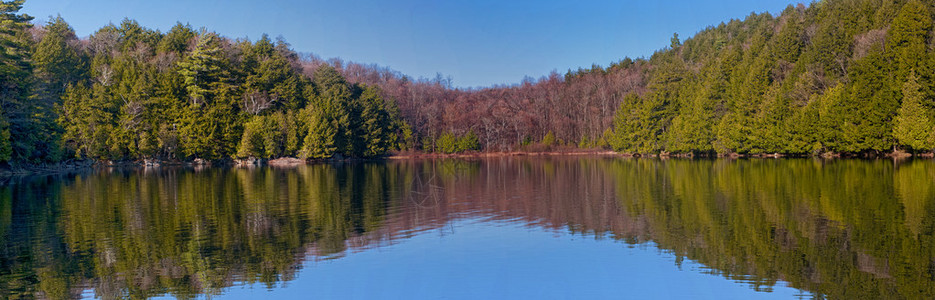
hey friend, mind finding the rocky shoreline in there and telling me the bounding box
[3,150,932,180]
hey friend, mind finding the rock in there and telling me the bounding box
[268,157,305,167]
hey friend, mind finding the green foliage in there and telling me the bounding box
[456,130,480,152]
[837,51,899,153]
[357,85,398,157]
[435,132,458,154]
[431,130,480,154]
[34,15,87,97]
[157,22,195,55]
[397,122,414,151]
[602,128,616,150]
[178,32,225,107]
[541,130,556,147]
[237,117,266,158]
[893,72,935,151]
[612,93,667,153]
[578,136,590,148]
[421,135,435,153]
[0,109,10,162]
[886,0,931,80]
[667,92,715,153]
[9,0,935,162]
[241,34,306,113]
[237,111,300,159]
[298,66,407,158]
[308,65,353,157]
[785,95,824,154]
[299,107,337,159]
[608,0,935,156]
[0,0,55,163]
[49,18,409,162]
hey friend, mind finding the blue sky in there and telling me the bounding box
[23,0,797,88]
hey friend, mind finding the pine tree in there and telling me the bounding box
[308,65,353,156]
[33,15,86,98]
[358,85,395,157]
[0,107,10,162]
[0,0,34,163]
[838,51,900,153]
[750,92,790,154]
[886,0,931,80]
[610,95,639,152]
[178,32,224,107]
[456,130,480,152]
[237,116,265,158]
[177,32,237,159]
[157,22,196,55]
[893,72,935,152]
[785,96,823,154]
[435,132,458,154]
[299,108,337,159]
[667,91,715,154]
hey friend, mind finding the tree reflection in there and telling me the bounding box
[0,158,934,299]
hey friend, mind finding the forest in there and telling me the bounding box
[0,0,934,166]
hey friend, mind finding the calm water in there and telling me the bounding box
[2,157,934,299]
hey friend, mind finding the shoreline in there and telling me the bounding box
[385,150,621,159]
[2,150,932,180]
[0,160,95,182]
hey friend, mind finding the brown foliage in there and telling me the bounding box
[305,56,647,151]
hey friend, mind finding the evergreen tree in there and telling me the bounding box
[435,132,458,154]
[237,116,265,158]
[178,32,224,107]
[893,72,935,152]
[59,83,118,160]
[357,85,396,157]
[667,87,716,154]
[241,34,305,114]
[785,96,823,154]
[886,0,931,80]
[308,65,353,156]
[32,16,88,161]
[0,0,34,163]
[10,0,935,162]
[456,130,480,152]
[750,92,790,154]
[816,84,847,152]
[33,15,86,98]
[299,108,337,159]
[0,107,10,161]
[177,32,238,159]
[838,51,899,153]
[157,23,195,55]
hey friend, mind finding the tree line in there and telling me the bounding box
[1,0,408,166]
[608,0,935,156]
[326,0,935,156]
[1,0,934,166]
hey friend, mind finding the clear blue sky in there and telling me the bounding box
[23,0,798,88]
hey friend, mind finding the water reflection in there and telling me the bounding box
[0,158,933,299]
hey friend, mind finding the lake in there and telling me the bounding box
[1,157,934,299]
